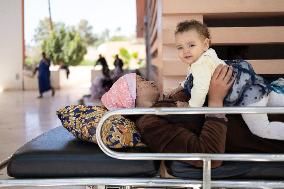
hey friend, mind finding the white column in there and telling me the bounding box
[0,0,23,90]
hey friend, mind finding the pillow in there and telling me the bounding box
[56,105,145,148]
[57,105,106,143]
[102,114,146,148]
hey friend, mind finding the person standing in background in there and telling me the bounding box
[33,52,55,98]
[113,54,124,81]
[95,54,108,68]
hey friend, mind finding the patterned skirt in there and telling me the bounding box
[224,60,284,106]
[182,59,284,107]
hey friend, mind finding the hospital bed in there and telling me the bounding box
[1,106,284,189]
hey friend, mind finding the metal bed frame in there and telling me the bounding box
[1,107,284,189]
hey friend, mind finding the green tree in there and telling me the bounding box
[42,27,87,66]
[33,18,52,43]
[33,17,65,43]
[76,19,97,45]
[118,48,142,69]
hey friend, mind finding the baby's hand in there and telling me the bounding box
[176,101,189,107]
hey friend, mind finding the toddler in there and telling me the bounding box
[169,20,284,140]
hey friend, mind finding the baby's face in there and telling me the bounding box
[136,76,159,107]
[175,29,209,66]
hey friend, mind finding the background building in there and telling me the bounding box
[139,0,284,92]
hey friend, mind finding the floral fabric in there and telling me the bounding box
[56,105,145,148]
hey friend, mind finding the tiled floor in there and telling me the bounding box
[0,87,100,189]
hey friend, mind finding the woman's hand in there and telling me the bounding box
[208,65,234,107]
[164,85,183,100]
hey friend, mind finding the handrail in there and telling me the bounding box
[0,156,12,171]
[1,178,284,188]
[96,107,284,189]
[96,107,284,161]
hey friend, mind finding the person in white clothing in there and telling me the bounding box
[167,19,284,140]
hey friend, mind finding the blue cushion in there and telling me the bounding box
[7,127,159,178]
[165,160,284,179]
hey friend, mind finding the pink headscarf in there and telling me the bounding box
[101,73,136,110]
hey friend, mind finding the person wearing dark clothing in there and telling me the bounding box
[95,54,111,80]
[135,65,284,168]
[99,64,284,168]
[101,66,113,92]
[91,55,113,99]
[95,54,108,68]
[137,107,284,168]
[60,63,70,79]
[33,52,55,98]
[113,54,124,81]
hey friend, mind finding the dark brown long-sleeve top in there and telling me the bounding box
[136,101,228,168]
[136,101,284,168]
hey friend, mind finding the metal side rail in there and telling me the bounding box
[0,156,11,171]
[1,107,284,188]
[95,107,284,189]
[1,177,284,188]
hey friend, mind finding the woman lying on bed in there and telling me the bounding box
[101,65,284,168]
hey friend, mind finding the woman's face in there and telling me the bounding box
[136,76,160,107]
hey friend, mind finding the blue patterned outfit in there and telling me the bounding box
[183,59,284,106]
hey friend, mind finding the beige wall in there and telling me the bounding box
[149,0,284,92]
[136,0,146,38]
[0,0,23,90]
